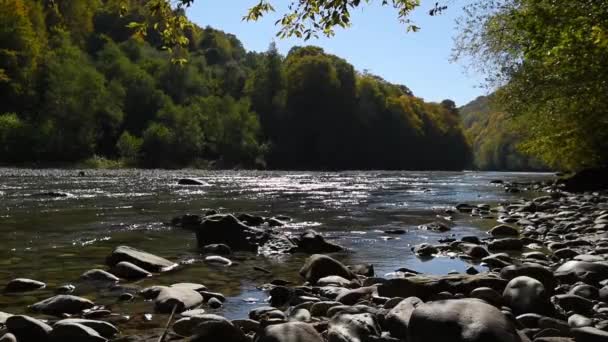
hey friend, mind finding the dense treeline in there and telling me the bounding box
[0,0,470,170]
[460,96,545,171]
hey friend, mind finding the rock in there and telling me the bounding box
[199,291,226,302]
[0,333,16,342]
[568,314,593,328]
[269,286,293,307]
[348,264,375,277]
[554,248,579,259]
[178,178,208,186]
[119,293,134,302]
[174,314,235,337]
[201,244,232,255]
[232,319,260,334]
[249,307,286,321]
[470,287,503,307]
[181,309,206,317]
[553,294,594,315]
[5,315,52,342]
[489,225,520,237]
[140,285,170,299]
[377,274,507,300]
[236,213,266,226]
[310,301,342,317]
[419,221,452,232]
[207,297,222,309]
[317,276,352,287]
[81,269,120,283]
[459,243,490,259]
[384,229,406,235]
[569,284,599,300]
[412,243,438,257]
[204,255,232,266]
[299,254,356,284]
[257,322,324,342]
[189,316,249,342]
[336,286,377,305]
[195,214,296,253]
[488,238,524,251]
[56,284,76,294]
[50,322,107,342]
[110,261,152,280]
[384,297,424,339]
[267,218,285,227]
[599,285,608,302]
[500,264,556,291]
[571,326,608,342]
[408,299,522,342]
[54,319,118,338]
[503,276,549,315]
[172,283,208,292]
[517,313,543,328]
[30,295,95,316]
[290,308,311,322]
[106,246,177,273]
[154,287,204,313]
[327,313,381,342]
[554,261,608,284]
[4,278,46,293]
[294,230,344,253]
[0,312,12,324]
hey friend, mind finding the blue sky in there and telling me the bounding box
[187,0,486,106]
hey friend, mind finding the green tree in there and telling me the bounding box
[455,0,608,170]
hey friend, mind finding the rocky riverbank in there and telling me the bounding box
[2,182,608,342]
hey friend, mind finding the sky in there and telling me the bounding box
[187,0,487,106]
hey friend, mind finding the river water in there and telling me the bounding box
[0,169,553,332]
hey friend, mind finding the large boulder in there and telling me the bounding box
[327,313,381,342]
[293,230,344,253]
[554,261,608,284]
[30,295,95,316]
[257,322,324,342]
[154,287,204,313]
[503,276,549,315]
[408,299,523,342]
[299,254,356,284]
[377,274,508,300]
[384,297,424,339]
[5,315,52,342]
[4,278,46,293]
[195,214,291,252]
[106,246,177,273]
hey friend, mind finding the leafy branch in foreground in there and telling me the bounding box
[126,0,450,53]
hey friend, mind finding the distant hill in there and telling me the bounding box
[460,95,546,171]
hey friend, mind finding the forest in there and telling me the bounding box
[0,0,474,170]
[460,96,545,171]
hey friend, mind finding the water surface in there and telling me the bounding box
[0,169,552,330]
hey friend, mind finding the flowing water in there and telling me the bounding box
[0,169,553,333]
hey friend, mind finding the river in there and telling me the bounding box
[0,169,553,333]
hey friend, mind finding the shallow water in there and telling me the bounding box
[0,169,553,332]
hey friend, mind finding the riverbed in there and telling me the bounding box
[0,169,553,333]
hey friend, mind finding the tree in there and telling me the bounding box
[0,0,43,113]
[455,0,608,170]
